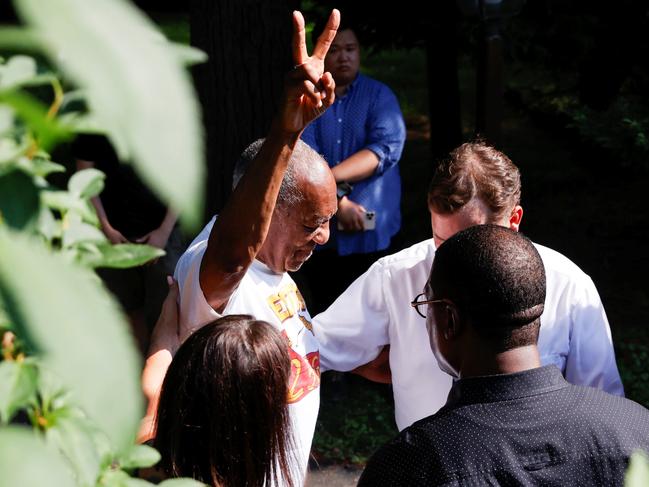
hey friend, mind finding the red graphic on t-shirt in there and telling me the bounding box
[283,330,320,404]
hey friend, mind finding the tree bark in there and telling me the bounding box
[190,0,298,218]
[425,6,462,163]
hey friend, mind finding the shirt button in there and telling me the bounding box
[338,118,342,123]
[337,139,341,144]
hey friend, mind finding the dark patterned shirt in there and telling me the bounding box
[359,366,649,486]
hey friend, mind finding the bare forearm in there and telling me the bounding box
[158,208,177,234]
[201,126,301,303]
[138,349,173,443]
[331,149,379,183]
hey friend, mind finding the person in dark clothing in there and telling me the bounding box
[73,134,184,353]
[359,225,649,486]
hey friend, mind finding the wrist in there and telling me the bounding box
[268,120,303,145]
[336,181,353,201]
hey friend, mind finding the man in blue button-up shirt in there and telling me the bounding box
[300,21,406,313]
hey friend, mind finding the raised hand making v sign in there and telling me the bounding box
[140,9,341,486]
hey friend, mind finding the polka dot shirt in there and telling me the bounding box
[358,365,649,486]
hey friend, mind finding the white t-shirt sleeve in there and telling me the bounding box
[174,241,220,341]
[564,274,624,396]
[313,261,390,372]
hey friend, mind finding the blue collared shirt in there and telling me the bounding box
[302,73,406,255]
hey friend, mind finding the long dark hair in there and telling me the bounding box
[154,315,295,487]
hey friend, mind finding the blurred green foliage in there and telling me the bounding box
[0,0,205,486]
[504,1,649,170]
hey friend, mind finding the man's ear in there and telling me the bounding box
[443,303,462,341]
[509,205,523,232]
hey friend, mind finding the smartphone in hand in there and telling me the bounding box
[337,210,377,231]
[362,210,376,231]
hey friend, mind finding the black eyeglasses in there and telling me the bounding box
[410,292,448,319]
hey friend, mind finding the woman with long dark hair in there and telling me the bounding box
[153,314,295,487]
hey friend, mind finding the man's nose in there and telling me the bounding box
[313,222,330,245]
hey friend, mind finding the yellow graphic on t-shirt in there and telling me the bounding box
[267,282,303,322]
[295,287,313,333]
[267,283,313,334]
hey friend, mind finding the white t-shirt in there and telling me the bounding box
[313,238,624,431]
[175,217,320,486]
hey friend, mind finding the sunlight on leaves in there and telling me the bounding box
[0,427,76,487]
[14,0,205,231]
[0,228,142,453]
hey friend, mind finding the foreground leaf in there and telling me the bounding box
[0,229,142,452]
[626,451,649,487]
[119,444,161,470]
[0,426,75,487]
[15,0,205,230]
[90,243,165,269]
[68,167,105,200]
[0,169,39,230]
[0,359,38,423]
[0,89,72,151]
[159,479,207,487]
[46,409,104,487]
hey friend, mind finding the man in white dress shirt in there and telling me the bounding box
[313,141,624,431]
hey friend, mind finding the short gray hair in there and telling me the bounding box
[232,138,327,208]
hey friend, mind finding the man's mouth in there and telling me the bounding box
[294,247,314,261]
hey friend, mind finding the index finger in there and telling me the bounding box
[291,10,308,65]
[312,9,340,60]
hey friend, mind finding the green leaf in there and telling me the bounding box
[15,0,205,231]
[0,89,73,151]
[68,167,105,199]
[0,359,38,423]
[37,206,61,242]
[0,27,43,52]
[0,105,14,134]
[46,409,103,487]
[0,138,30,167]
[0,55,37,91]
[169,43,208,67]
[92,243,165,269]
[0,426,76,487]
[0,169,39,230]
[0,229,143,453]
[42,189,99,225]
[24,155,66,178]
[119,444,161,470]
[159,479,207,487]
[626,451,649,487]
[62,212,106,248]
[37,365,71,415]
[100,469,155,487]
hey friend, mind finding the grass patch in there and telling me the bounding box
[312,373,398,465]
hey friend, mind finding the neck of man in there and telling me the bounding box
[256,242,282,274]
[457,330,542,378]
[334,84,348,98]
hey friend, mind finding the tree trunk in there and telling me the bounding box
[425,6,462,164]
[190,0,298,218]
